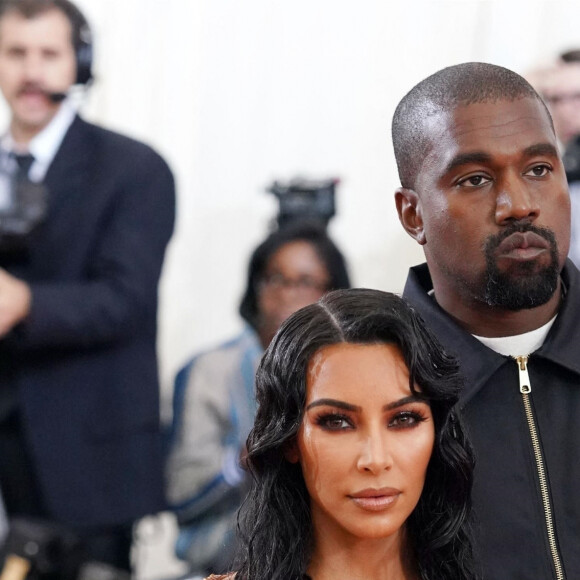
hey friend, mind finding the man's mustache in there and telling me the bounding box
[17,83,51,98]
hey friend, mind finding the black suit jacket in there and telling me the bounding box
[1,116,175,528]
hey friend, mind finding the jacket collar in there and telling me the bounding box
[42,116,93,214]
[403,260,580,406]
[536,260,580,374]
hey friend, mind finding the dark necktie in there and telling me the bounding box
[13,153,35,181]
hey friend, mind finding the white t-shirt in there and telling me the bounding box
[472,315,557,357]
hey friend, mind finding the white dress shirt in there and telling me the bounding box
[0,98,77,181]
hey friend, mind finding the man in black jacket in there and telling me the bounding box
[0,0,175,574]
[394,62,578,579]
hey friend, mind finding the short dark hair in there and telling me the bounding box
[0,0,90,54]
[238,220,351,330]
[392,62,553,189]
[236,288,476,580]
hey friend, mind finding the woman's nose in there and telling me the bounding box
[356,432,393,473]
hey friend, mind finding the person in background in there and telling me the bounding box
[165,220,350,578]
[528,54,580,266]
[394,61,579,579]
[532,60,580,153]
[205,288,475,580]
[0,0,175,575]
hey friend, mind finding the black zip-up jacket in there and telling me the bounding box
[403,261,580,580]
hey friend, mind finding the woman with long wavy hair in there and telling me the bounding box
[206,288,477,580]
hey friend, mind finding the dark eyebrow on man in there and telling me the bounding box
[444,152,493,174]
[306,394,428,412]
[522,143,559,159]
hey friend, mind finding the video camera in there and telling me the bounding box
[267,177,339,228]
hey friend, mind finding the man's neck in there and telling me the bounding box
[432,278,563,338]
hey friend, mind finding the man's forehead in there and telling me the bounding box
[421,98,555,161]
[0,7,73,44]
[410,96,558,193]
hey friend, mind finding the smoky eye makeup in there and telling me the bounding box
[387,408,429,429]
[310,401,430,433]
[314,412,354,431]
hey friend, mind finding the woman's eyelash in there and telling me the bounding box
[315,413,352,430]
[389,410,428,429]
[314,409,428,431]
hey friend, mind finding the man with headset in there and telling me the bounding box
[0,0,175,574]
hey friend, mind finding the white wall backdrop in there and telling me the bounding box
[5,0,574,411]
[2,1,580,575]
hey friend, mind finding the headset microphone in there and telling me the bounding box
[46,91,68,103]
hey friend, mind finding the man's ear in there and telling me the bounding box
[284,440,300,464]
[395,187,426,245]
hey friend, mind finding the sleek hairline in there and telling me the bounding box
[392,62,554,190]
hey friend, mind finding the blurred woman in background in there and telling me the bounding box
[166,221,350,577]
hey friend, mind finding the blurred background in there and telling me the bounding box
[1,0,577,576]
[14,0,574,411]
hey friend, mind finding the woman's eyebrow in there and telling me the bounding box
[383,394,427,411]
[306,399,360,412]
[306,394,427,412]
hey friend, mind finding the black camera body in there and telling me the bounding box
[267,177,338,228]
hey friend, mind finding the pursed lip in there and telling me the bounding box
[17,85,54,101]
[18,85,46,96]
[348,487,401,511]
[496,231,550,259]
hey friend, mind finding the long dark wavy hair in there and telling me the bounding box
[235,288,476,580]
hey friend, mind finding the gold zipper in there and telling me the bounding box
[514,355,565,580]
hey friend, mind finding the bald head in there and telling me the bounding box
[392,62,553,189]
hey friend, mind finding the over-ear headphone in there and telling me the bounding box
[73,12,92,85]
[50,0,94,85]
